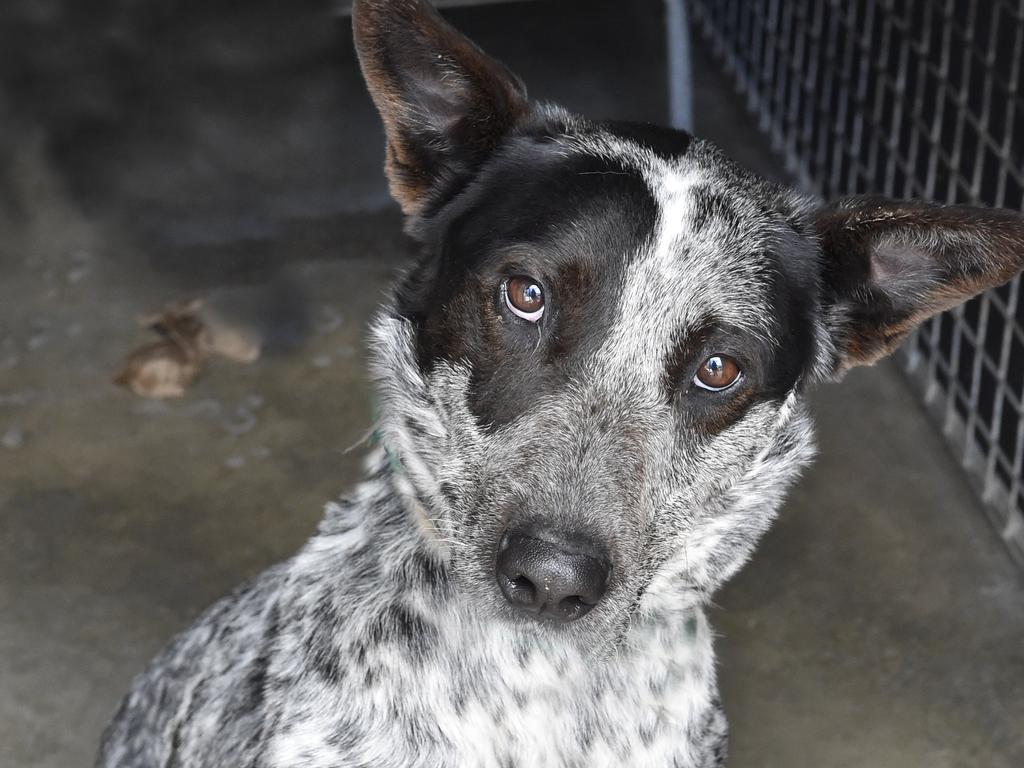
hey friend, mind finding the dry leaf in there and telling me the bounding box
[115,298,262,399]
[201,306,262,363]
[113,339,203,399]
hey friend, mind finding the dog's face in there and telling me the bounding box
[354,0,1024,651]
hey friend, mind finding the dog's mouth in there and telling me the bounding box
[492,529,611,625]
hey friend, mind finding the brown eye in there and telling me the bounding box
[504,276,545,322]
[693,355,741,391]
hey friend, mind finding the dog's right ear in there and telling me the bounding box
[352,0,530,216]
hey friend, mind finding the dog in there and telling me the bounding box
[96,1,1024,765]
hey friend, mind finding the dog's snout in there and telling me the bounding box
[496,533,609,623]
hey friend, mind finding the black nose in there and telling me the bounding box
[495,533,610,623]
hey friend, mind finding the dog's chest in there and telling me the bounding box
[442,619,719,768]
[266,609,721,768]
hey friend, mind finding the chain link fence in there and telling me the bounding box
[689,0,1024,567]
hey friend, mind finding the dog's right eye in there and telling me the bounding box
[503,276,545,322]
[693,355,742,391]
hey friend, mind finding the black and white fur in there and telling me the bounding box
[97,2,1024,765]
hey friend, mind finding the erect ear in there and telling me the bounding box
[352,0,530,216]
[816,197,1024,375]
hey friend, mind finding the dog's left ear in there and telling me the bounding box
[816,197,1024,375]
[352,0,530,216]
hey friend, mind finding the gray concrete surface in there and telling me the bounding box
[1,2,1022,766]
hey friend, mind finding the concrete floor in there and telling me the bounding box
[1,1,1022,766]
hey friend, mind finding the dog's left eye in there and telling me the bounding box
[693,355,742,391]
[503,276,545,322]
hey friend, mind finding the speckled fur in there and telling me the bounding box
[96,2,1024,765]
[96,132,821,768]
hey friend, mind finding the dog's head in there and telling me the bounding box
[353,0,1024,649]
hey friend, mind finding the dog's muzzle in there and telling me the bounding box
[495,531,609,623]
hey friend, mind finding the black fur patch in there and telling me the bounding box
[367,602,438,662]
[688,186,742,235]
[602,121,693,161]
[396,128,661,430]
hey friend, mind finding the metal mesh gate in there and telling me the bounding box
[689,0,1024,566]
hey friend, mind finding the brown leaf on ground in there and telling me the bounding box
[200,305,262,364]
[141,298,208,349]
[114,298,261,398]
[113,338,203,399]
